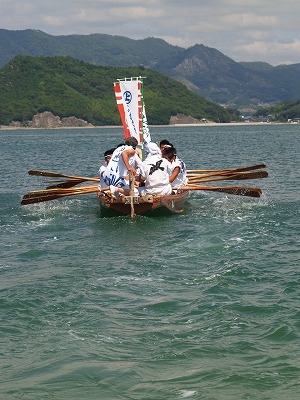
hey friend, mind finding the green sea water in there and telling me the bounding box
[0,124,299,399]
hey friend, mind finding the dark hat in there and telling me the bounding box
[159,139,172,146]
[104,148,115,158]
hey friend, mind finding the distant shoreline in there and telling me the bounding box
[0,122,292,131]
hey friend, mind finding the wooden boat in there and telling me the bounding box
[98,76,189,217]
[98,189,189,217]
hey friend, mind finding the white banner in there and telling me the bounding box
[142,103,151,144]
[119,80,142,144]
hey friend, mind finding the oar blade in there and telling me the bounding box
[228,170,268,181]
[46,178,86,189]
[187,163,266,174]
[21,194,62,205]
[218,187,262,197]
[182,185,262,198]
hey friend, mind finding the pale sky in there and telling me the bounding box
[1,0,300,66]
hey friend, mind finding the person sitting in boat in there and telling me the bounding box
[159,140,187,189]
[166,147,188,189]
[159,139,172,151]
[139,142,173,196]
[102,136,143,196]
[144,141,162,160]
[98,148,115,188]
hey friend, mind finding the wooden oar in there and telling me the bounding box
[23,184,99,196]
[180,185,262,198]
[28,169,100,182]
[186,163,266,175]
[46,178,87,189]
[187,166,267,180]
[21,190,96,205]
[186,168,268,182]
[21,186,109,205]
[187,170,268,184]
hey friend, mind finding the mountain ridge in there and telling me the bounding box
[1,29,300,110]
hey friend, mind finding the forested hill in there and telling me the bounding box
[0,55,239,126]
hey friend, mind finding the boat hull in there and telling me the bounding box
[98,190,189,217]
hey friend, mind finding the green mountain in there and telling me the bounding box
[0,55,238,126]
[1,29,300,110]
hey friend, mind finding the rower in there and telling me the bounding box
[102,137,143,196]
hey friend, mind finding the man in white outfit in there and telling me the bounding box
[167,147,188,189]
[159,140,187,189]
[103,137,143,195]
[139,142,173,195]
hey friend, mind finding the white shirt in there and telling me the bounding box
[103,145,143,188]
[98,164,108,187]
[140,154,173,195]
[171,157,187,188]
